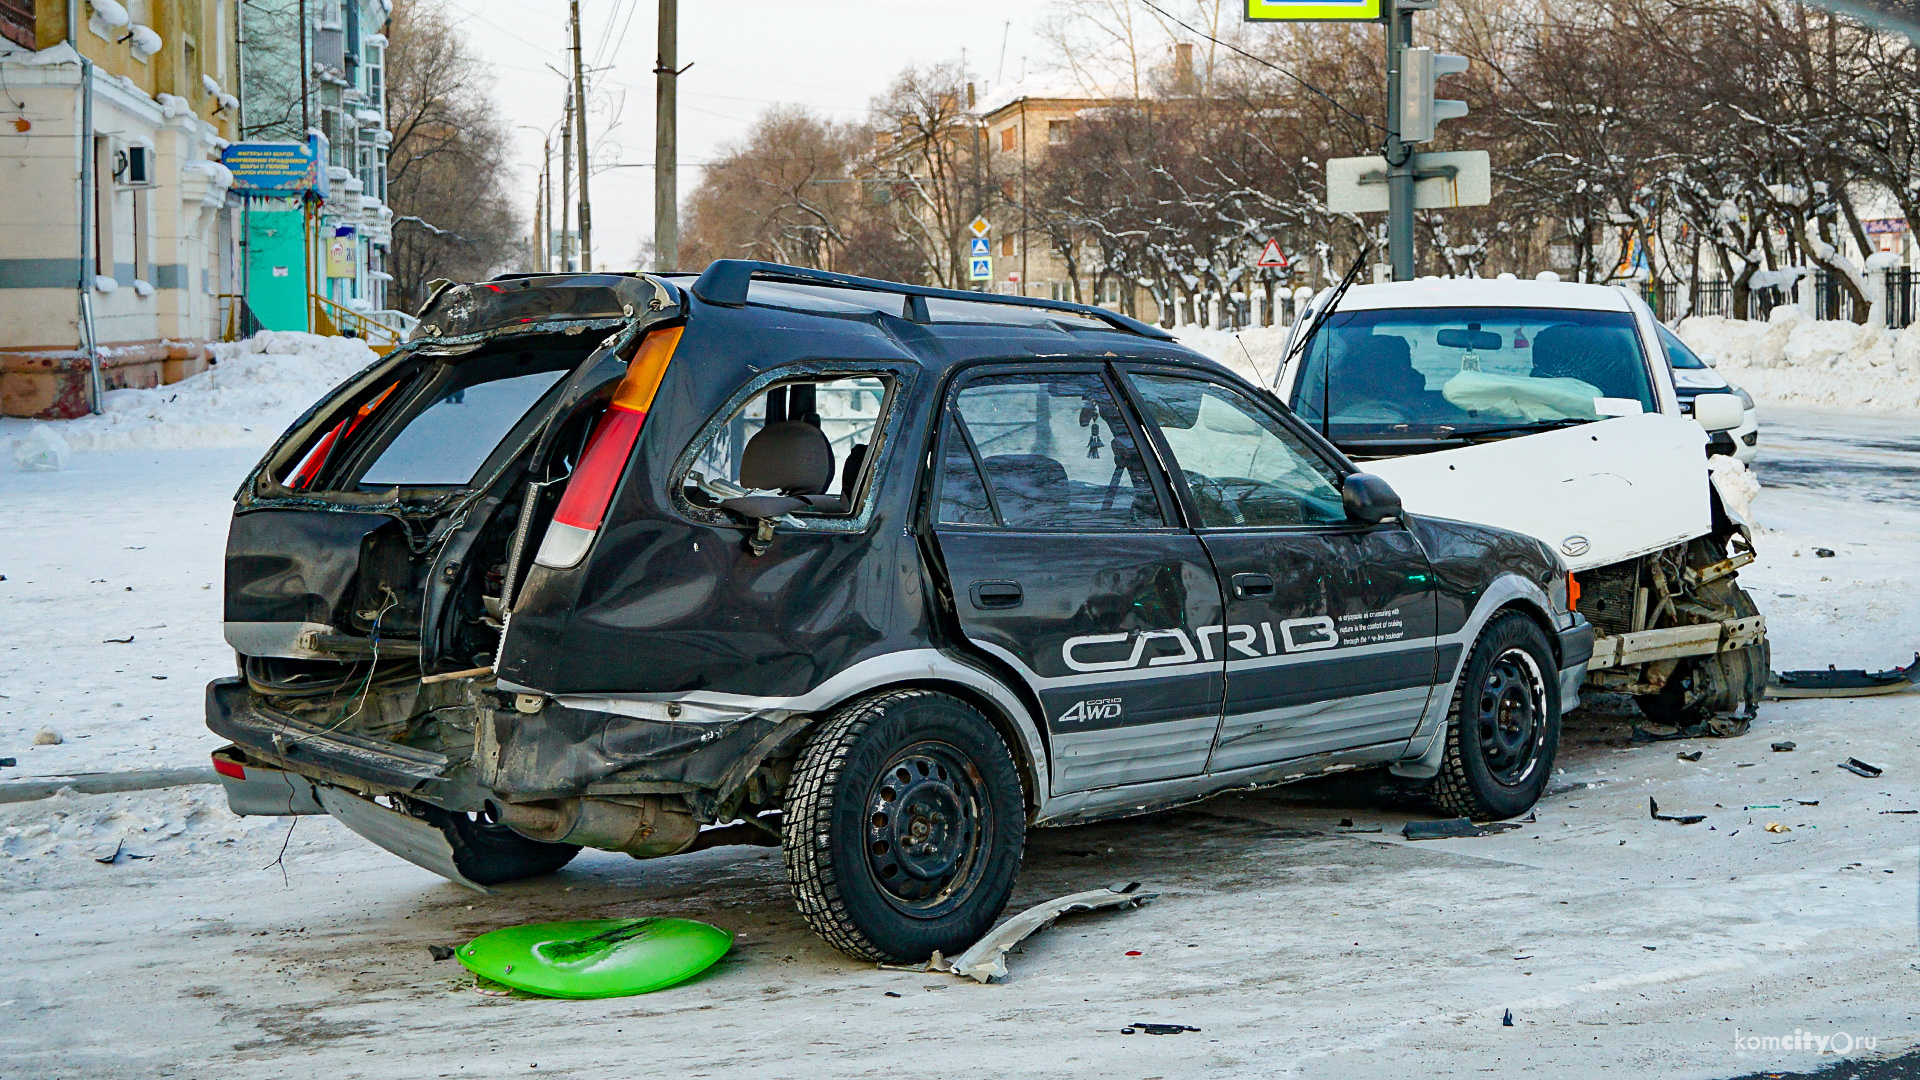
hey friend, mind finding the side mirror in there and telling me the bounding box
[1691,393,1744,433]
[1343,472,1403,525]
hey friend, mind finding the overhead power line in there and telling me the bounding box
[1137,0,1384,134]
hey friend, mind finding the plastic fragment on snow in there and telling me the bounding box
[1677,750,1703,762]
[1129,1022,1199,1035]
[427,945,456,961]
[1770,654,1920,699]
[1771,742,1796,752]
[1649,797,1705,825]
[1765,822,1792,833]
[1813,548,1836,558]
[932,882,1157,984]
[1503,1009,1515,1027]
[1839,758,1884,778]
[1402,817,1523,840]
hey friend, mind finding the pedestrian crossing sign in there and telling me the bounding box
[969,256,992,282]
[969,237,991,257]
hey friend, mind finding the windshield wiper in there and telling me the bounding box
[1282,247,1371,440]
[1437,417,1591,439]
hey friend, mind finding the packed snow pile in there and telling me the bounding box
[1676,307,1920,412]
[0,784,296,867]
[3,331,377,465]
[1175,325,1291,386]
[9,423,71,472]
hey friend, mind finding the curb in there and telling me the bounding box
[0,768,220,805]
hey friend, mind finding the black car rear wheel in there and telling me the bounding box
[783,689,1025,963]
[1432,612,1561,820]
[410,802,582,886]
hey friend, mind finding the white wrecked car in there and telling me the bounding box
[1275,278,1766,731]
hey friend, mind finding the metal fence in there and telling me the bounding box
[1643,272,1919,328]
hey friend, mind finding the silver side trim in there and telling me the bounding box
[1209,686,1429,774]
[1035,740,1407,826]
[1051,717,1217,793]
[530,649,1051,805]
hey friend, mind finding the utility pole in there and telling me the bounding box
[540,136,551,271]
[1383,0,1414,281]
[297,0,310,134]
[560,88,573,272]
[570,0,592,271]
[653,0,679,270]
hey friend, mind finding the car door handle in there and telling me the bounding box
[969,580,1023,609]
[1231,573,1274,599]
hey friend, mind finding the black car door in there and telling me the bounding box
[927,364,1226,793]
[1118,368,1440,773]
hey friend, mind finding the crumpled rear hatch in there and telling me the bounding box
[223,274,676,674]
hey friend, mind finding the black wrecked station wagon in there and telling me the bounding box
[208,262,1593,961]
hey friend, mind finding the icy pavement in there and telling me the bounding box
[1,410,1916,1078]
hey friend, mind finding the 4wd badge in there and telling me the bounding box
[1057,698,1122,725]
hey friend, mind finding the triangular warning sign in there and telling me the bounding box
[1256,239,1288,269]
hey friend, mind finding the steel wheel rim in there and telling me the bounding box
[863,740,990,919]
[1476,646,1548,787]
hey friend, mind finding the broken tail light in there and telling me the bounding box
[534,325,684,569]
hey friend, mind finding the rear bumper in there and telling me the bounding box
[205,676,451,794]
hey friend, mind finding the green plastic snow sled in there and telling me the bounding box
[457,917,733,998]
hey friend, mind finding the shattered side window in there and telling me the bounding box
[683,374,894,516]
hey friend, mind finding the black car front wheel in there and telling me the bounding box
[783,689,1026,962]
[1432,611,1561,820]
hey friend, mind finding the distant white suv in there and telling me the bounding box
[1274,278,1768,732]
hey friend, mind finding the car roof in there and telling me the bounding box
[1334,279,1633,312]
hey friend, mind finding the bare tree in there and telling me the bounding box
[678,106,864,270]
[383,0,524,311]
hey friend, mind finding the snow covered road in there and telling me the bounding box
[1,408,1915,1079]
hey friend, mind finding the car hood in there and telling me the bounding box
[1364,412,1711,572]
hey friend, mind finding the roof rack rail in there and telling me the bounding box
[688,259,1174,340]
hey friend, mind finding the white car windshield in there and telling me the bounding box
[1290,306,1655,437]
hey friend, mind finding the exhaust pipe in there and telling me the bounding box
[495,795,700,858]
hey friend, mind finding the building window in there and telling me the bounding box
[365,44,383,109]
[1047,120,1070,145]
[999,234,1014,258]
[1049,282,1073,302]
[999,125,1017,152]
[1102,278,1121,305]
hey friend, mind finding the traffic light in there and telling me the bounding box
[1398,47,1469,143]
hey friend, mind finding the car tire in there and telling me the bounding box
[783,689,1026,963]
[1634,580,1768,728]
[1432,611,1561,821]
[411,803,582,886]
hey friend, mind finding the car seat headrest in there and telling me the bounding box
[981,454,1069,524]
[741,421,835,496]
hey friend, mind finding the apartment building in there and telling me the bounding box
[0,0,239,417]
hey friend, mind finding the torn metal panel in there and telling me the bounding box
[933,882,1156,984]
[315,785,493,894]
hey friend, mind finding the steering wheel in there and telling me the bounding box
[1183,471,1244,526]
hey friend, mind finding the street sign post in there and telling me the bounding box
[1244,0,1381,19]
[969,256,992,282]
[1255,239,1289,269]
[1326,151,1491,214]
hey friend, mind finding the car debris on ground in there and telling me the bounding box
[1839,758,1885,777]
[1401,817,1525,840]
[1769,654,1920,698]
[455,917,733,999]
[1649,797,1706,825]
[906,883,1157,984]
